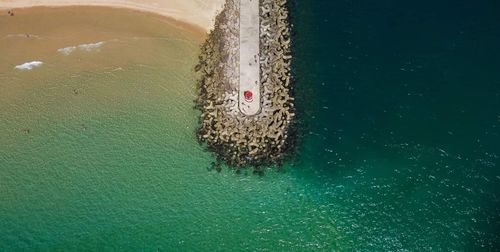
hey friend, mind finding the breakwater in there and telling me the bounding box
[195,0,295,168]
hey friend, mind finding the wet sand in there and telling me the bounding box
[0,6,204,73]
[0,6,204,113]
[0,0,225,31]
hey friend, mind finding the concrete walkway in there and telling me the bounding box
[239,0,260,116]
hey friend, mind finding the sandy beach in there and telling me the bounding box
[0,0,225,31]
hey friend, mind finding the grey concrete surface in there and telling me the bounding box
[239,0,260,115]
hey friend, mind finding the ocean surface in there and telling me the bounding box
[1,1,499,251]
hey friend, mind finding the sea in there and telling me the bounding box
[0,1,499,250]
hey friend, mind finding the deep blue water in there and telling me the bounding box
[291,0,500,249]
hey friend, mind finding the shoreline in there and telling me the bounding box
[0,0,225,31]
[1,6,209,36]
[0,5,207,74]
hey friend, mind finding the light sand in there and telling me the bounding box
[0,0,226,31]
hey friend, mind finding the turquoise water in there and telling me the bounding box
[1,1,499,251]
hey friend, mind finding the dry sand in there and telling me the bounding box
[0,0,226,31]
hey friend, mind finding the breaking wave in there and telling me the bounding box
[57,41,106,55]
[14,61,43,70]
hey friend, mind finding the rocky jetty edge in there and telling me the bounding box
[195,0,295,170]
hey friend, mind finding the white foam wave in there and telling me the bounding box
[57,41,106,55]
[57,46,77,55]
[79,41,105,51]
[14,61,43,70]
